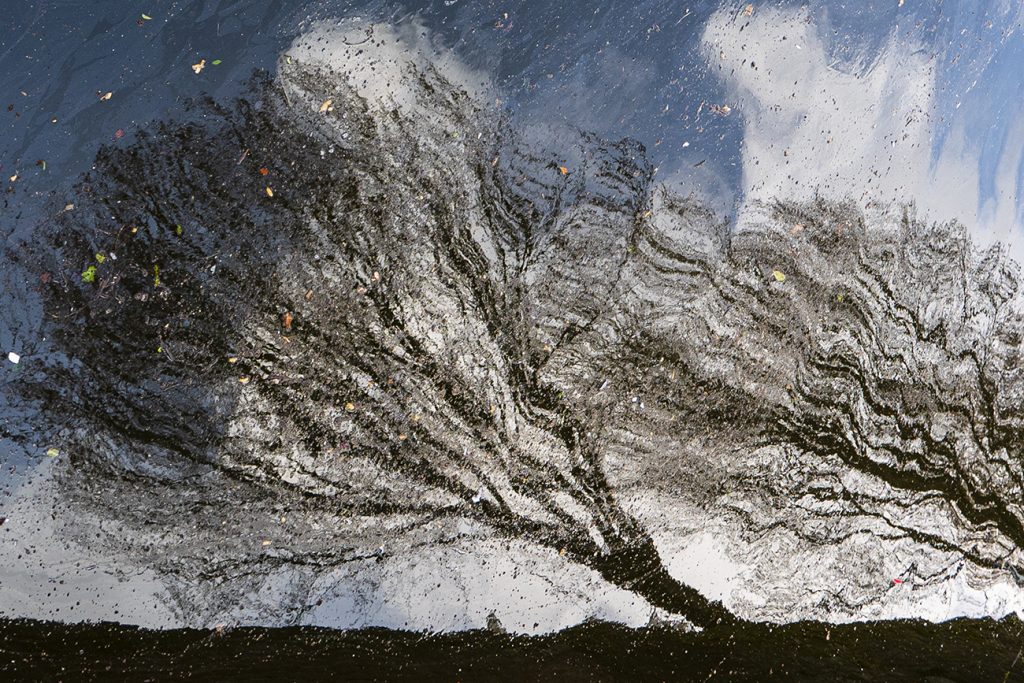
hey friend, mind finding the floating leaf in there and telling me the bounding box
[743,4,754,16]
[319,99,333,113]
[259,167,269,176]
[345,402,355,411]
[81,265,97,283]
[46,447,60,458]
[238,376,250,384]
[141,13,152,20]
[772,270,786,282]
[153,264,160,287]
[192,59,206,75]
[212,59,222,66]
[265,186,274,197]
[175,224,183,236]
[100,91,113,101]
[95,253,106,263]
[558,166,569,175]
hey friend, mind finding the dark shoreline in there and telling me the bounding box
[2,616,1022,681]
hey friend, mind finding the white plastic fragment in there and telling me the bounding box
[7,352,20,364]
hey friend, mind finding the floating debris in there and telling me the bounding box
[7,352,20,364]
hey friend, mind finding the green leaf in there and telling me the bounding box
[175,224,183,235]
[81,265,97,283]
[95,253,106,263]
[212,59,222,66]
[153,264,160,288]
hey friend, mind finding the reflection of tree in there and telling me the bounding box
[18,51,1024,628]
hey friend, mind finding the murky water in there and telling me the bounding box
[4,0,1024,676]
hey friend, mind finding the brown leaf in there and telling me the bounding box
[282,311,293,331]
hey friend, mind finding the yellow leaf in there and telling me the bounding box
[772,270,786,282]
[558,166,569,175]
[238,376,250,384]
[192,59,206,74]
[345,402,355,411]
[265,186,274,197]
[319,99,333,113]
[46,447,60,457]
[227,357,238,364]
[100,91,113,101]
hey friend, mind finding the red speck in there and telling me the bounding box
[114,128,125,140]
[892,578,904,584]
[259,167,269,176]
[40,272,51,284]
[137,19,145,27]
